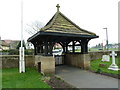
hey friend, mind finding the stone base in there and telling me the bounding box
[35,55,55,75]
[108,64,120,71]
[65,53,90,69]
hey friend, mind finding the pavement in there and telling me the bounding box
[55,65,119,88]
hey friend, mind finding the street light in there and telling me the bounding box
[103,28,108,50]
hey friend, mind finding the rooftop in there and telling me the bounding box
[28,4,98,42]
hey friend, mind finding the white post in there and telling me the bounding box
[19,0,25,73]
[19,47,22,73]
[23,47,25,72]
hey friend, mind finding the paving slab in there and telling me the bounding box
[55,65,119,88]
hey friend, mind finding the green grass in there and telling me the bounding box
[90,57,120,75]
[2,68,51,88]
[0,69,2,89]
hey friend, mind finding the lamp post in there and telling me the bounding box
[103,28,108,50]
[19,0,25,73]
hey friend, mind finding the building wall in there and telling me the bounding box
[0,55,35,69]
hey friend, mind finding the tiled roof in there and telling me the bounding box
[28,4,98,42]
[40,5,96,36]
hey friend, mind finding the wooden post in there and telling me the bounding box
[40,45,43,53]
[37,46,40,53]
[32,43,37,55]
[63,46,65,53]
[49,42,54,55]
[81,39,88,54]
[44,41,48,55]
[66,42,68,53]
[34,46,37,55]
[60,42,65,53]
[72,41,75,53]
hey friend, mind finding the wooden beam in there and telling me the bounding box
[68,44,81,46]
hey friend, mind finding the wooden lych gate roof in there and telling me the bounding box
[41,10,95,35]
[28,4,99,55]
[28,4,98,42]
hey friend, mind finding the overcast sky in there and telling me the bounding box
[0,0,119,47]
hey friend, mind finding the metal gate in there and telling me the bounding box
[55,55,64,65]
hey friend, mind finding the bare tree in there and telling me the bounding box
[25,20,44,35]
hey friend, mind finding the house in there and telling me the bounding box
[0,40,10,50]
[0,40,20,50]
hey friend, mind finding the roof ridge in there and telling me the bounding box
[58,12,96,35]
[41,12,59,31]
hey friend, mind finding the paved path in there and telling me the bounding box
[55,65,119,88]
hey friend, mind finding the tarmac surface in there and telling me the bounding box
[55,65,119,89]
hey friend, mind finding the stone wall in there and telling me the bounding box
[0,51,119,69]
[0,55,35,69]
[89,51,120,60]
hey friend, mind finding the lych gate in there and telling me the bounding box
[28,4,99,74]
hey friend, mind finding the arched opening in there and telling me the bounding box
[52,42,64,66]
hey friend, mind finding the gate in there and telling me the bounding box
[55,55,64,65]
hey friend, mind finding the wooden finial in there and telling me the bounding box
[56,4,60,12]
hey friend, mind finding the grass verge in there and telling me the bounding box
[2,68,51,88]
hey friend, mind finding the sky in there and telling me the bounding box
[0,0,119,47]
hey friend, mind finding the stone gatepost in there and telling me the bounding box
[65,53,90,69]
[80,54,90,69]
[35,55,55,74]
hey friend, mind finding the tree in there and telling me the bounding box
[25,20,44,35]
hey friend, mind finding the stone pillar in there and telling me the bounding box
[35,55,55,74]
[65,53,90,69]
[79,54,90,69]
